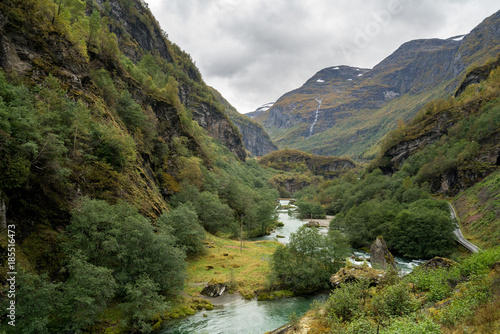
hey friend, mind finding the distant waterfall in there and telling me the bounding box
[308,98,323,138]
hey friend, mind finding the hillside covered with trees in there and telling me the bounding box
[0,1,499,334]
[0,0,279,332]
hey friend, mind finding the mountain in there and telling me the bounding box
[371,51,500,196]
[254,10,500,159]
[246,102,275,118]
[0,1,281,332]
[210,88,278,156]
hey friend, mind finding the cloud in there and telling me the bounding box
[146,0,499,113]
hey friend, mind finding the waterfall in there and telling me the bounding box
[308,98,323,138]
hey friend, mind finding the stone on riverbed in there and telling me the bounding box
[305,221,320,228]
[201,281,227,297]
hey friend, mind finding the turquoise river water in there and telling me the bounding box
[160,200,422,334]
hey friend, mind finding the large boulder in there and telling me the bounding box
[330,266,385,288]
[370,236,397,270]
[201,281,227,297]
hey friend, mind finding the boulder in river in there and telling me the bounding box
[201,281,227,297]
[370,236,397,270]
[305,221,320,227]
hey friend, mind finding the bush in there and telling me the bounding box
[371,283,419,318]
[383,316,441,333]
[325,281,369,323]
[406,266,454,303]
[439,275,493,326]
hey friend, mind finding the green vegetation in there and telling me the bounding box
[455,171,500,249]
[1,1,499,333]
[291,169,455,259]
[373,64,500,187]
[300,247,500,333]
[0,0,281,332]
[183,234,280,299]
[270,226,349,294]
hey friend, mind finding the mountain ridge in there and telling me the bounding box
[253,10,500,159]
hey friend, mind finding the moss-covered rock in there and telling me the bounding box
[330,266,385,288]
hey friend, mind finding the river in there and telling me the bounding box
[160,199,421,334]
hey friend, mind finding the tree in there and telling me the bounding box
[157,203,206,256]
[296,199,326,219]
[122,275,168,333]
[391,199,456,258]
[270,226,348,293]
[0,271,61,334]
[58,255,117,331]
[195,191,236,235]
[64,198,186,294]
[336,199,401,249]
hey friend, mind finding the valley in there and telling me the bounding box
[0,1,499,334]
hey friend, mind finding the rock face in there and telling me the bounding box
[210,88,277,157]
[253,10,500,158]
[370,236,397,270]
[377,52,500,196]
[231,118,278,157]
[92,0,247,161]
[201,282,227,297]
[421,257,456,270]
[330,266,385,287]
[190,101,247,161]
[259,149,356,178]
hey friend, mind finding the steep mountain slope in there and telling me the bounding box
[0,1,281,332]
[254,10,500,159]
[210,88,278,156]
[247,102,275,118]
[372,53,500,196]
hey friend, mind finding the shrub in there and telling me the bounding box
[440,275,492,326]
[325,281,369,323]
[371,283,420,318]
[382,315,441,333]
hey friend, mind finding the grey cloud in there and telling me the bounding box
[147,0,500,112]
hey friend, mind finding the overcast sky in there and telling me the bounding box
[145,0,499,113]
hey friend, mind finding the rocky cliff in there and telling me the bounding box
[259,149,356,178]
[95,0,247,161]
[210,88,278,156]
[373,53,500,196]
[0,0,254,264]
[254,10,500,159]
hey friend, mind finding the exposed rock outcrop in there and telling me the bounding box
[421,257,456,270]
[210,88,277,157]
[259,149,356,178]
[370,236,397,271]
[330,266,385,288]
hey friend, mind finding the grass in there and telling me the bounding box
[184,233,281,298]
[454,171,500,249]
